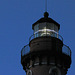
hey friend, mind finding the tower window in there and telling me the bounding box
[49,66,61,75]
[51,70,58,75]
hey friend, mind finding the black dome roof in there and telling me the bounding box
[32,12,60,30]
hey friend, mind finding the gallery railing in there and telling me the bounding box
[21,44,30,56]
[62,44,71,56]
[29,32,63,42]
[21,44,71,57]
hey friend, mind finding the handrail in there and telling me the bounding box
[29,32,63,42]
[62,44,71,57]
[21,43,71,57]
[21,44,30,56]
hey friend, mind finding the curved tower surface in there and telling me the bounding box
[21,12,71,75]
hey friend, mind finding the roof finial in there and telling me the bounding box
[44,0,49,18]
[44,12,49,18]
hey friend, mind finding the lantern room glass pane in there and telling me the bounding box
[39,23,46,30]
[54,25,58,32]
[34,24,39,33]
[33,23,59,38]
[46,23,54,30]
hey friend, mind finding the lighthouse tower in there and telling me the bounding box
[21,12,71,75]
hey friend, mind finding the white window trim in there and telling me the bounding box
[27,70,32,75]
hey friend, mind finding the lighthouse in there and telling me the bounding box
[21,12,71,75]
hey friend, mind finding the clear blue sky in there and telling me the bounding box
[0,0,75,75]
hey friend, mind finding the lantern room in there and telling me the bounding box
[32,12,60,38]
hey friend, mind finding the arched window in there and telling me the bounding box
[49,66,61,75]
[51,69,58,75]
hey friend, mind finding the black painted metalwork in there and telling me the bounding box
[21,43,71,57]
